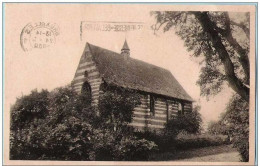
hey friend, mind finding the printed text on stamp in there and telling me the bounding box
[20,22,60,51]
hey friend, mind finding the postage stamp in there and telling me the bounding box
[20,22,60,51]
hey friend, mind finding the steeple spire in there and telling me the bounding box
[122,40,130,50]
[121,40,130,59]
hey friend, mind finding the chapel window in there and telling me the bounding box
[150,95,155,116]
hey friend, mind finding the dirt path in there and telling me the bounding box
[175,144,241,162]
[177,151,241,162]
[150,144,241,162]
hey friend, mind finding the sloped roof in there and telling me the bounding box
[87,43,193,102]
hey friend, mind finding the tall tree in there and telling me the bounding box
[152,11,250,102]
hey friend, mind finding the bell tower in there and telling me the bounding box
[121,40,130,59]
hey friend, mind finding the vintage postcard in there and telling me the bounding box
[3,2,257,165]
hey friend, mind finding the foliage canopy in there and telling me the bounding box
[152,11,250,102]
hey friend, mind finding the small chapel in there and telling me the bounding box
[72,41,193,130]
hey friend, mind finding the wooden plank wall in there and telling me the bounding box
[130,95,168,131]
[71,45,103,105]
[130,95,193,131]
[167,100,179,119]
[183,102,192,112]
[152,98,167,128]
[130,94,149,130]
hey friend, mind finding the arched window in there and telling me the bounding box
[81,81,92,101]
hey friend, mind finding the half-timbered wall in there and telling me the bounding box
[71,45,103,105]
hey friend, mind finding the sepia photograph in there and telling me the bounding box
[3,2,256,165]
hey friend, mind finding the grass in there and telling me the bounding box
[174,133,230,150]
[149,144,240,161]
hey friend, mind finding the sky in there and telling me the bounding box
[5,4,249,131]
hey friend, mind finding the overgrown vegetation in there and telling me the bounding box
[10,86,157,161]
[208,94,249,161]
[175,133,229,150]
[98,86,141,131]
[10,85,231,161]
[135,106,210,154]
[165,105,202,135]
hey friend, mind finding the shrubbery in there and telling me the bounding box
[175,132,229,150]
[134,130,175,152]
[11,84,243,161]
[89,127,158,161]
[134,131,229,154]
[134,106,204,153]
[207,94,249,162]
[222,95,249,162]
[10,89,50,160]
[114,136,158,161]
[10,87,96,160]
[165,105,202,135]
[98,86,141,130]
[10,86,158,161]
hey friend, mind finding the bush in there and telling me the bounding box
[10,86,96,160]
[90,128,158,161]
[98,86,141,130]
[165,105,202,135]
[90,128,117,160]
[10,85,157,161]
[91,86,158,161]
[207,120,224,135]
[141,105,204,153]
[115,137,158,161]
[207,95,249,161]
[175,133,230,150]
[134,130,175,152]
[10,89,49,160]
[221,95,249,162]
[134,131,229,154]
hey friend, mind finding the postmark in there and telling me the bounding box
[20,22,60,51]
[80,21,145,40]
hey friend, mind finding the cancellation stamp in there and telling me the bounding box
[20,22,60,51]
[80,21,145,40]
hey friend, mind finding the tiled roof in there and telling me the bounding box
[87,43,193,102]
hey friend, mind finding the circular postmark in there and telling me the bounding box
[20,22,60,51]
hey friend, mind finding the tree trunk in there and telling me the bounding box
[223,13,250,85]
[194,12,250,102]
[225,33,250,85]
